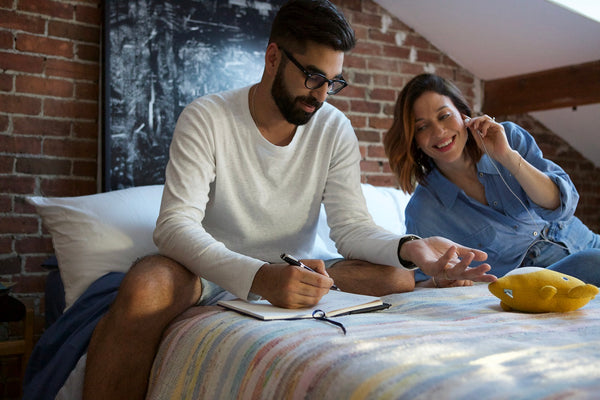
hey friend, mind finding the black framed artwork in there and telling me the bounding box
[103,0,285,191]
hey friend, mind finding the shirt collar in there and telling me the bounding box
[427,154,497,209]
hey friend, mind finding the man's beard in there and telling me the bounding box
[271,62,323,126]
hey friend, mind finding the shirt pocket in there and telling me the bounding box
[454,224,497,252]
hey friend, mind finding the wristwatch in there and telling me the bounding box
[397,235,421,270]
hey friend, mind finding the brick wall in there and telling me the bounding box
[0,0,598,396]
[1,0,101,396]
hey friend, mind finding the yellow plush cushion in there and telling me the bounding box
[488,267,598,313]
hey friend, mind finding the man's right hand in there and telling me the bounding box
[250,261,333,309]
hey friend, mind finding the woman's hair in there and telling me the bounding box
[269,0,356,53]
[384,73,482,194]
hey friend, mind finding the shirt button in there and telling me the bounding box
[479,172,484,177]
[533,231,538,236]
[513,225,518,230]
[493,201,498,206]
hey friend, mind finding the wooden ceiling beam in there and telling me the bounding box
[482,60,600,115]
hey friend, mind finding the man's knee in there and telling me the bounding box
[118,254,202,311]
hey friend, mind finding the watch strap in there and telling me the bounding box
[397,235,421,270]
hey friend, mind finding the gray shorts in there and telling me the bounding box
[197,257,346,305]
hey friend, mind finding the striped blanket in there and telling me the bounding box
[146,284,600,399]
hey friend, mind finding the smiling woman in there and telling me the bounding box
[384,73,600,289]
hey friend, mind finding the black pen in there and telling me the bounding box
[280,253,340,291]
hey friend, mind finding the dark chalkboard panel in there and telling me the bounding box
[103,0,285,190]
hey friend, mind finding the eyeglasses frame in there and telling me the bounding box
[280,48,348,95]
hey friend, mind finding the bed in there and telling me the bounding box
[24,185,600,399]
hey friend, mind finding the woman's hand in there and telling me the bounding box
[463,114,512,164]
[400,236,497,283]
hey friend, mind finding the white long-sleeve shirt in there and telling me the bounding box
[154,86,404,300]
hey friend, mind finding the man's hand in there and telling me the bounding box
[250,259,333,309]
[400,236,497,283]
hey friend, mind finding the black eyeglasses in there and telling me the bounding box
[280,48,348,95]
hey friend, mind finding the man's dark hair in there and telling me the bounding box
[269,0,356,53]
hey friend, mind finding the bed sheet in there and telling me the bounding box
[147,284,600,399]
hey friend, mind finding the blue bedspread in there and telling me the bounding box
[23,272,124,400]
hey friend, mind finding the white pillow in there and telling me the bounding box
[27,185,164,308]
[312,184,411,259]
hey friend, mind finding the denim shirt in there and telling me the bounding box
[406,122,595,279]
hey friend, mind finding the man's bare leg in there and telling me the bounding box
[83,255,202,400]
[328,260,415,296]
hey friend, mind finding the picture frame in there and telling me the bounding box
[102,0,284,190]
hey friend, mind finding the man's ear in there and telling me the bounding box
[264,42,282,76]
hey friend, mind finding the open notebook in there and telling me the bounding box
[218,290,388,320]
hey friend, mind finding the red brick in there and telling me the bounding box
[44,98,97,120]
[0,215,38,234]
[366,58,398,73]
[72,121,98,139]
[352,41,381,56]
[17,236,53,255]
[0,237,12,253]
[40,177,96,197]
[16,157,72,175]
[24,255,50,273]
[348,114,366,129]
[417,49,442,63]
[0,30,13,49]
[0,0,14,8]
[48,20,100,44]
[354,129,380,142]
[369,116,393,129]
[14,195,37,214]
[400,62,425,75]
[369,88,396,102]
[368,145,386,158]
[0,155,13,173]
[15,75,74,97]
[12,273,46,294]
[373,74,390,87]
[13,117,71,137]
[350,100,380,114]
[351,25,368,41]
[0,72,12,91]
[0,52,44,73]
[352,72,371,86]
[45,58,99,80]
[0,93,41,114]
[18,0,73,20]
[0,255,21,274]
[340,85,366,99]
[369,29,396,45]
[0,175,36,195]
[403,33,430,49]
[0,10,45,34]
[0,194,11,212]
[349,10,380,27]
[73,160,97,177]
[75,3,102,25]
[360,160,382,172]
[75,81,98,100]
[0,134,43,154]
[327,97,349,112]
[43,137,96,158]
[383,44,410,60]
[76,43,100,62]
[16,33,74,58]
